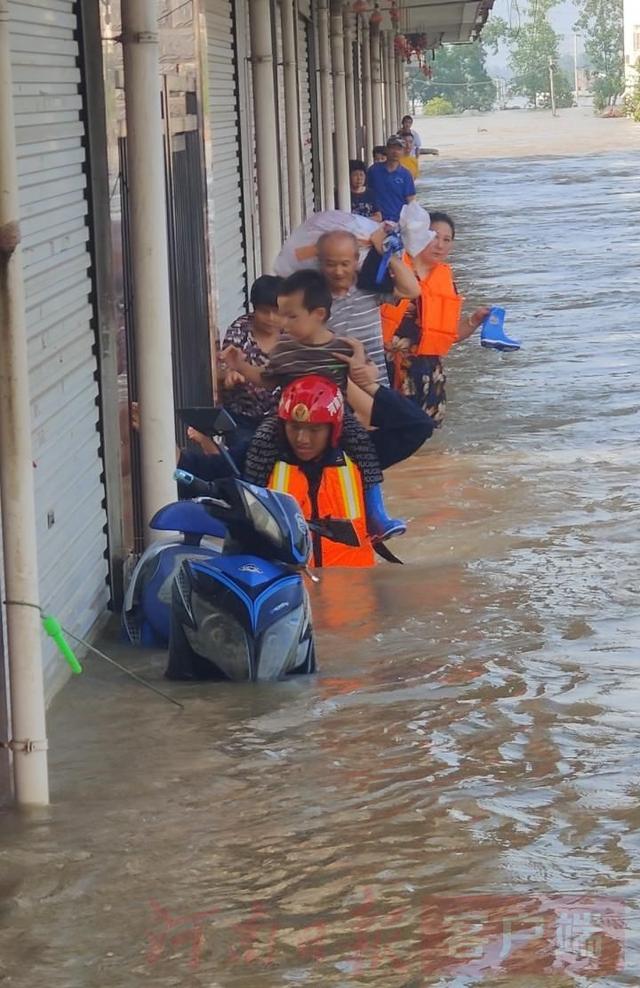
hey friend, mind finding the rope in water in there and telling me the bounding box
[2,599,183,710]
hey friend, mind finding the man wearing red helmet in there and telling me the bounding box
[268,374,372,566]
[178,355,433,567]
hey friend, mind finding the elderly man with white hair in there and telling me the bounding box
[318,226,420,385]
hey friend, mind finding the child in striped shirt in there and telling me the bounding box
[221,270,403,540]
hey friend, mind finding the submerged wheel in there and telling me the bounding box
[165,613,198,680]
[289,634,317,676]
[305,639,317,674]
[165,613,223,681]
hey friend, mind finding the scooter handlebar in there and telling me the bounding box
[174,469,218,496]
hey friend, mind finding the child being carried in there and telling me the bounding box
[221,270,402,541]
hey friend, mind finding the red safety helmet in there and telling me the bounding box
[278,375,344,447]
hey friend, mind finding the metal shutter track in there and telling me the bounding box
[297,14,315,218]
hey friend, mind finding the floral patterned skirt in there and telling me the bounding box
[385,348,447,427]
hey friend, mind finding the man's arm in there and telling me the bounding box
[335,342,433,469]
[177,441,249,493]
[404,170,416,204]
[368,384,433,470]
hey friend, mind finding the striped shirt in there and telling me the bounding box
[264,335,354,391]
[328,286,389,384]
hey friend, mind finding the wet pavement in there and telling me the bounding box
[1,147,640,986]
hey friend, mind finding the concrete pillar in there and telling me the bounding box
[0,0,49,806]
[343,9,357,159]
[370,21,384,147]
[281,0,303,229]
[395,54,403,125]
[121,0,178,531]
[383,31,394,136]
[361,19,373,162]
[330,0,350,210]
[317,0,335,208]
[249,0,283,270]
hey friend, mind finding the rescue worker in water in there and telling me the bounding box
[178,343,434,567]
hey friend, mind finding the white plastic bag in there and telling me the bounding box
[273,210,380,277]
[398,202,435,257]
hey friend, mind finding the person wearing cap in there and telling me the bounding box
[397,115,421,158]
[366,136,416,222]
[177,359,434,568]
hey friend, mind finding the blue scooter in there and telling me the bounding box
[122,408,360,681]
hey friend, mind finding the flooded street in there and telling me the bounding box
[2,122,640,985]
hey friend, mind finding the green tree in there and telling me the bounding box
[406,42,497,113]
[575,0,625,109]
[424,96,455,115]
[492,0,574,107]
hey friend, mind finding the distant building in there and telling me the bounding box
[623,0,640,91]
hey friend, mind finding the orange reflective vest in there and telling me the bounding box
[268,456,375,568]
[381,261,463,358]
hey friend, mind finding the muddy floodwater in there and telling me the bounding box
[2,135,640,986]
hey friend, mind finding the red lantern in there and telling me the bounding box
[352,0,368,13]
[370,3,382,25]
[390,0,400,23]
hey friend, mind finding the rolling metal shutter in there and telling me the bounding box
[297,12,315,218]
[10,0,109,694]
[204,0,248,333]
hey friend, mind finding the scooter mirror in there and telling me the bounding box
[177,407,238,436]
[307,517,361,547]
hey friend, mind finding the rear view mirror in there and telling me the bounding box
[307,517,361,547]
[177,407,238,436]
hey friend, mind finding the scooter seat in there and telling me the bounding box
[151,500,226,539]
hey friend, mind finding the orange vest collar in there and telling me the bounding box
[268,457,375,568]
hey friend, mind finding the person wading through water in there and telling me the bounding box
[381,212,492,426]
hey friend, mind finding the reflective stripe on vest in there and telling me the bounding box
[268,455,375,568]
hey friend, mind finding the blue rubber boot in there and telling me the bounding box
[365,484,406,541]
[480,306,521,351]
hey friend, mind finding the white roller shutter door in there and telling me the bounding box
[297,13,315,218]
[205,0,248,332]
[10,0,109,694]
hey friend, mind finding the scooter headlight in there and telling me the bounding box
[242,488,283,547]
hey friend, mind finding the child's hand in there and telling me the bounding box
[333,339,378,389]
[350,361,378,390]
[223,370,246,389]
[220,344,243,370]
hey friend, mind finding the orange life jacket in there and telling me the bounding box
[268,456,375,568]
[380,261,463,358]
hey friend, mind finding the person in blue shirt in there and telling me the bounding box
[366,136,416,222]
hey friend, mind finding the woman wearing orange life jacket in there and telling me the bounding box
[381,212,491,426]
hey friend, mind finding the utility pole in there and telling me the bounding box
[573,33,580,104]
[548,58,558,117]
